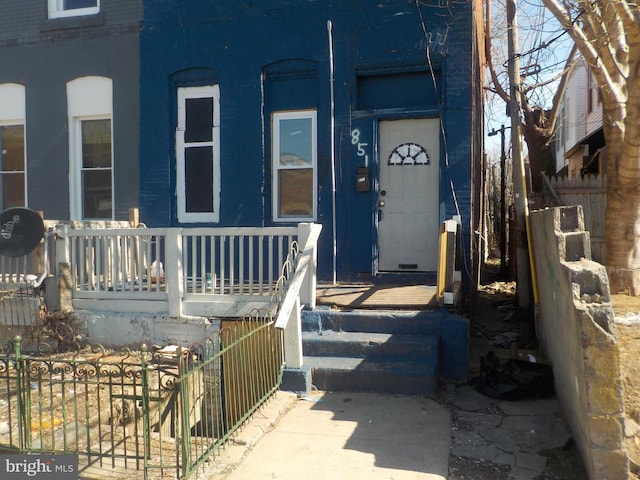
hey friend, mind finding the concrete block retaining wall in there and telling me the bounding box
[530,206,628,479]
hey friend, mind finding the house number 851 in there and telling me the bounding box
[351,129,369,166]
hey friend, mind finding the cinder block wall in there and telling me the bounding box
[530,206,628,479]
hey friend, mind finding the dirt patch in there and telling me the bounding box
[448,456,510,480]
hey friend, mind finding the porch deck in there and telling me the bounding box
[316,283,439,310]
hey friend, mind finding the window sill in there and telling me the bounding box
[40,11,105,32]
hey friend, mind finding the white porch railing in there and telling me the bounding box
[56,224,316,318]
[274,222,322,369]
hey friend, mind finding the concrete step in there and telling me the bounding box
[302,330,440,360]
[301,317,442,395]
[303,356,439,395]
[302,308,450,335]
[301,307,468,382]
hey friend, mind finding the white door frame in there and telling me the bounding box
[376,117,440,273]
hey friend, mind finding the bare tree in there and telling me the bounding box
[540,0,640,294]
[485,0,576,193]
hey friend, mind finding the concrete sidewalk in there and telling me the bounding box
[207,391,451,480]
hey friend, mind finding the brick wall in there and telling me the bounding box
[0,0,141,47]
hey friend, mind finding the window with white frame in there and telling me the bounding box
[78,118,112,219]
[67,77,113,220]
[176,85,220,223]
[272,110,317,221]
[48,0,99,19]
[0,84,27,210]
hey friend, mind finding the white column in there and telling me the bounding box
[283,296,303,368]
[297,223,317,308]
[165,228,183,317]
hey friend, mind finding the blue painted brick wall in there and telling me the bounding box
[140,0,479,281]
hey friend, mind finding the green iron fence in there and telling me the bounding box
[0,312,283,480]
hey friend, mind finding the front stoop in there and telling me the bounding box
[304,354,439,395]
[295,308,468,396]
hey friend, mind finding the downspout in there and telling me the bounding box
[327,20,337,285]
[260,71,266,226]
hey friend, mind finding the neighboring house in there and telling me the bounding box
[0,0,142,220]
[554,56,605,178]
[550,55,606,263]
[139,0,484,283]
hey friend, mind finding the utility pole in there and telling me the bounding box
[506,0,531,308]
[488,124,510,278]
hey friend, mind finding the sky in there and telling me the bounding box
[485,0,573,161]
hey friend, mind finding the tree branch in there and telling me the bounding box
[521,60,574,93]
[597,1,629,79]
[540,0,626,106]
[485,0,511,104]
[610,0,640,32]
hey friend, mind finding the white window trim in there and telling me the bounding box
[176,85,221,223]
[0,121,27,208]
[70,116,114,220]
[67,76,113,220]
[272,110,317,222]
[0,84,27,208]
[48,0,100,19]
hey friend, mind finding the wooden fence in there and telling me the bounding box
[544,175,606,263]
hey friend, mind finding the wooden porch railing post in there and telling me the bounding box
[297,223,317,309]
[129,208,140,227]
[283,296,303,369]
[32,211,45,275]
[56,224,71,266]
[165,228,183,317]
[277,223,321,369]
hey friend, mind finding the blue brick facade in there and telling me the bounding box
[140,0,481,279]
[0,1,481,282]
[137,0,483,282]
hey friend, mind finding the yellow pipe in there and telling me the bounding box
[517,138,540,305]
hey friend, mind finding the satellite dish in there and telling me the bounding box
[0,208,45,258]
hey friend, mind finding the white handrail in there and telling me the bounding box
[275,223,322,369]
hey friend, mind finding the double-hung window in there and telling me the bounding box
[67,77,113,220]
[176,86,221,223]
[272,110,317,222]
[48,0,99,19]
[77,118,112,219]
[0,125,26,210]
[0,84,26,210]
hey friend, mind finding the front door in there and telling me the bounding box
[377,118,440,272]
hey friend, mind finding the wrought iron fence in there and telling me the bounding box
[0,312,283,480]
